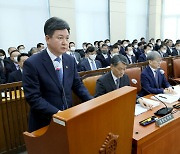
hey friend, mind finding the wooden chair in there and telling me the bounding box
[160,60,168,79]
[0,82,29,153]
[125,67,141,93]
[172,58,180,83]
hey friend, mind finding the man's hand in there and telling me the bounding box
[164,87,174,94]
[137,97,153,110]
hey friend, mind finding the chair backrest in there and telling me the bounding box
[83,75,102,96]
[172,58,180,78]
[160,60,168,79]
[125,67,141,93]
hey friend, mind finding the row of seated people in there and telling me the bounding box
[0,43,45,84]
[70,41,180,72]
[92,51,174,108]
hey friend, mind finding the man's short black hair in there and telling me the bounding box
[110,43,119,51]
[10,50,20,57]
[37,43,44,48]
[17,53,29,62]
[111,54,129,66]
[44,17,70,37]
[104,39,110,43]
[101,43,108,48]
[17,45,24,50]
[69,42,75,48]
[0,49,6,57]
[86,46,96,53]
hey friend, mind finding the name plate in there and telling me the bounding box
[155,113,174,127]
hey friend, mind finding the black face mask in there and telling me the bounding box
[102,50,108,54]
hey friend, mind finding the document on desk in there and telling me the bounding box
[135,98,160,116]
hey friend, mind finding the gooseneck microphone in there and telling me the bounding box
[131,79,173,116]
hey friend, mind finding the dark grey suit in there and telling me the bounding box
[95,71,130,97]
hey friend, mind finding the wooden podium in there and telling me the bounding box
[23,86,137,154]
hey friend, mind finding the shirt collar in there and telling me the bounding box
[46,48,62,62]
[149,65,157,72]
[111,71,118,82]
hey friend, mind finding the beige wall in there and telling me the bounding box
[109,0,126,43]
[148,0,162,40]
[49,0,76,43]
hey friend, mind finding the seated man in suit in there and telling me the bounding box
[138,44,151,62]
[95,54,130,98]
[8,53,29,83]
[172,42,180,56]
[66,42,81,64]
[158,44,169,58]
[166,39,174,56]
[78,46,102,72]
[124,45,137,64]
[23,17,93,132]
[0,69,6,84]
[95,54,152,109]
[4,50,21,79]
[119,40,128,55]
[139,51,174,97]
[96,43,110,67]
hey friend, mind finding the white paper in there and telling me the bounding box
[135,98,160,116]
[151,94,179,104]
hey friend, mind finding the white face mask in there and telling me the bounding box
[161,50,166,53]
[19,49,25,53]
[106,43,111,46]
[157,42,161,46]
[146,50,151,54]
[124,43,128,47]
[134,45,138,48]
[0,56,5,60]
[89,54,96,60]
[111,53,119,57]
[176,47,180,51]
[128,50,134,56]
[14,56,18,63]
[70,47,76,51]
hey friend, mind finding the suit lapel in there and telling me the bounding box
[85,59,91,70]
[147,66,158,88]
[62,54,70,87]
[42,50,62,90]
[107,72,116,90]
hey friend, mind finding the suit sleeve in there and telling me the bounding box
[8,73,15,83]
[72,59,93,102]
[22,60,59,116]
[141,73,164,94]
[0,70,6,84]
[161,74,170,88]
[94,78,107,97]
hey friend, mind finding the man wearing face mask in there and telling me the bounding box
[120,40,128,55]
[158,44,169,58]
[172,42,180,56]
[67,42,81,64]
[124,45,137,64]
[17,45,26,53]
[138,44,151,62]
[79,46,102,71]
[0,49,7,83]
[4,50,20,79]
[96,44,110,67]
[8,53,29,83]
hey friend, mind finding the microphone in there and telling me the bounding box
[131,79,173,116]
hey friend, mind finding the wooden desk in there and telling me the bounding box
[132,99,180,154]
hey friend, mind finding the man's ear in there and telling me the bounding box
[45,35,50,44]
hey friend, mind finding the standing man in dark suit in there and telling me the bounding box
[22,17,93,132]
[95,54,130,97]
[139,51,173,97]
[8,53,29,83]
[78,46,102,72]
[172,42,180,56]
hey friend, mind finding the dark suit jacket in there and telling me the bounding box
[95,71,130,97]
[96,54,110,67]
[76,49,86,58]
[125,54,137,64]
[23,50,93,132]
[139,66,170,97]
[119,46,126,55]
[172,48,180,56]
[0,69,6,84]
[79,58,102,72]
[4,58,18,79]
[166,46,173,56]
[157,51,169,58]
[8,69,22,83]
[138,53,147,62]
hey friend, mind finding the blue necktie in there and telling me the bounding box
[154,70,159,88]
[54,57,63,84]
[91,61,96,70]
[116,78,119,89]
